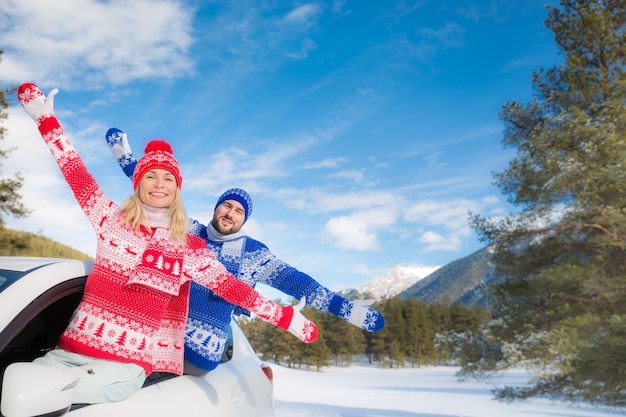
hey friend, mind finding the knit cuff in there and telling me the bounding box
[276,305,294,330]
[328,294,346,317]
[38,115,61,136]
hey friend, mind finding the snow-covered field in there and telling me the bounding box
[272,364,626,417]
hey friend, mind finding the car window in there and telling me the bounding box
[0,281,84,370]
[220,323,234,363]
[0,270,25,295]
[0,278,85,409]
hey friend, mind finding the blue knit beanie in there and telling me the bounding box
[214,188,253,223]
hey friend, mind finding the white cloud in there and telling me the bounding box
[420,231,445,244]
[182,136,317,198]
[481,195,500,204]
[404,198,480,236]
[302,157,348,169]
[400,198,494,252]
[283,4,322,25]
[323,206,398,251]
[278,188,398,213]
[268,186,502,255]
[419,230,461,252]
[325,216,379,251]
[285,38,318,60]
[398,264,440,277]
[332,169,364,182]
[416,22,465,50]
[0,0,195,88]
[331,0,347,14]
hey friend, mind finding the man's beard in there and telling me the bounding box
[213,216,239,235]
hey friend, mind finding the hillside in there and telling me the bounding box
[0,225,92,260]
[397,247,494,307]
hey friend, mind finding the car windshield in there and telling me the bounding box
[0,270,26,294]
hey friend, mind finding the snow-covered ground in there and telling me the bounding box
[272,364,626,417]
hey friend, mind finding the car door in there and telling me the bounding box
[1,276,274,417]
[67,320,275,417]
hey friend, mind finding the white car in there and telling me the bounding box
[0,257,276,417]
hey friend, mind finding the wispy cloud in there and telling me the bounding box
[183,136,319,197]
[420,230,462,251]
[283,4,322,25]
[285,38,319,60]
[302,157,349,169]
[332,169,364,182]
[415,22,464,50]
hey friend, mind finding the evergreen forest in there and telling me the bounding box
[238,298,489,371]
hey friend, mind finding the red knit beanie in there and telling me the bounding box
[133,140,183,190]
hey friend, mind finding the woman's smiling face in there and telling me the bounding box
[138,168,178,208]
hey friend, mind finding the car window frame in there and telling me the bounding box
[0,277,86,356]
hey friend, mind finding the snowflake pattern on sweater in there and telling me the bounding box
[17,84,299,376]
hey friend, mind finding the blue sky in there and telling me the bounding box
[0,0,560,296]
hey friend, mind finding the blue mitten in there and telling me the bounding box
[328,295,385,332]
[105,127,136,179]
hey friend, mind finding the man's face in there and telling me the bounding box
[212,199,246,235]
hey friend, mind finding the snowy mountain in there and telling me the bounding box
[398,246,495,306]
[355,265,440,299]
[338,246,495,306]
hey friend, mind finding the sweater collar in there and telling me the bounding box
[205,221,247,243]
[143,204,171,229]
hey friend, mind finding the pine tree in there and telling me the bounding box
[116,331,127,346]
[450,303,483,333]
[94,323,105,337]
[321,309,365,366]
[0,51,30,228]
[404,299,437,366]
[237,316,266,352]
[268,324,299,367]
[77,316,88,331]
[465,0,626,406]
[376,298,405,368]
[155,255,164,269]
[427,303,455,364]
[363,320,384,364]
[253,299,303,367]
[298,307,331,370]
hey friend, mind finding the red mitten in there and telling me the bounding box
[17,83,58,125]
[279,297,318,343]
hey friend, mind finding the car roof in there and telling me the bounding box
[0,257,87,273]
[0,257,93,296]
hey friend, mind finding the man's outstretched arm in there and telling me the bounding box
[283,270,385,333]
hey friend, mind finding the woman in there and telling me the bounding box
[17,83,318,404]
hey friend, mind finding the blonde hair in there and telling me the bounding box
[119,188,189,245]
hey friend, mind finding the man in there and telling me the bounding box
[106,128,384,372]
